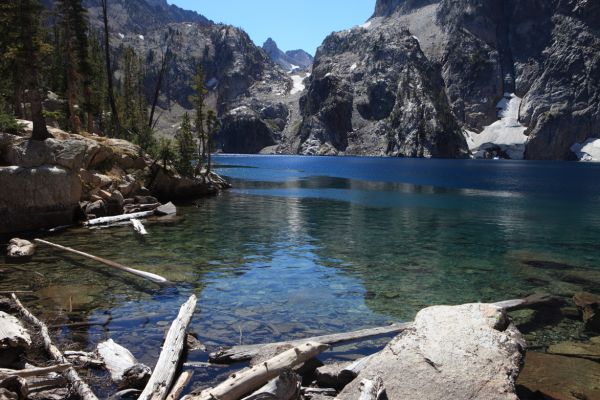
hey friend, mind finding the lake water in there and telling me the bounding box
[2,155,600,396]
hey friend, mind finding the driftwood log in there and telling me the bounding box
[34,239,168,284]
[131,219,148,235]
[96,339,151,388]
[166,371,193,400]
[241,370,301,400]
[357,377,385,400]
[209,323,410,364]
[138,295,197,400]
[10,294,98,400]
[84,210,157,227]
[189,342,328,400]
[0,364,70,378]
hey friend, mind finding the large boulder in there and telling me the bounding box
[217,106,277,154]
[146,165,222,201]
[0,166,82,234]
[2,129,104,171]
[337,303,525,400]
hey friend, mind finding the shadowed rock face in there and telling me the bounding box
[294,17,468,158]
[371,0,600,160]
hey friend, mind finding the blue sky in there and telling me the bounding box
[168,1,375,54]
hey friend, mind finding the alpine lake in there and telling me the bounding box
[2,155,600,396]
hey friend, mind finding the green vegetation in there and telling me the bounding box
[0,112,25,134]
[175,112,195,177]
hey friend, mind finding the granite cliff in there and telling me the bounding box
[283,0,599,160]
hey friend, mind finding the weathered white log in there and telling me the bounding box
[166,371,193,400]
[97,339,138,383]
[241,370,300,400]
[357,377,385,400]
[10,294,98,400]
[0,311,32,351]
[34,239,168,284]
[138,295,197,400]
[209,323,409,364]
[303,387,338,397]
[84,210,156,226]
[131,219,148,235]
[493,293,564,311]
[183,362,228,369]
[0,364,70,378]
[190,342,329,400]
[6,239,36,259]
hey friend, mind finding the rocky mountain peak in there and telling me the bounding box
[372,0,437,17]
[262,38,313,72]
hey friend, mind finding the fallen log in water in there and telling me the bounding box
[10,294,99,400]
[188,342,329,400]
[96,339,151,388]
[138,295,197,400]
[493,293,565,311]
[84,210,156,227]
[209,323,410,364]
[34,239,168,284]
[131,219,148,235]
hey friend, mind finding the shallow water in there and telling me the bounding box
[2,155,600,395]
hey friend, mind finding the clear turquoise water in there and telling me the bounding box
[2,155,600,395]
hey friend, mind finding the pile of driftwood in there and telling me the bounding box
[0,292,561,400]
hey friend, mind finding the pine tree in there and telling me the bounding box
[175,112,195,177]
[190,64,208,176]
[56,0,90,134]
[7,0,52,140]
[100,0,121,137]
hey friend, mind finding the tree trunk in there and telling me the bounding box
[20,0,49,141]
[66,35,81,134]
[101,0,121,137]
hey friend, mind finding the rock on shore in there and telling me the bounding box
[0,122,229,234]
[337,303,525,399]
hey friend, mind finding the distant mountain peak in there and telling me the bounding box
[262,38,313,73]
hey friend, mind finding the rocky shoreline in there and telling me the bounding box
[1,290,599,399]
[0,121,230,235]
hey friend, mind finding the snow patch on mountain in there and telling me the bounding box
[571,138,600,162]
[290,75,305,95]
[466,93,528,159]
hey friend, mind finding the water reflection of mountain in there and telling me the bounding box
[222,173,600,321]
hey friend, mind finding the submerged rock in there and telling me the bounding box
[548,338,600,361]
[573,292,600,332]
[337,303,524,399]
[517,351,600,400]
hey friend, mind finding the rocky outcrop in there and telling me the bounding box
[337,303,525,399]
[367,0,600,160]
[0,122,228,234]
[0,165,82,234]
[293,19,468,157]
[262,38,313,72]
